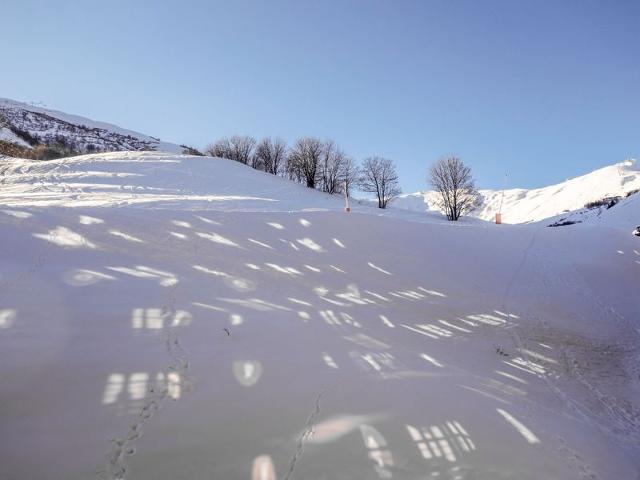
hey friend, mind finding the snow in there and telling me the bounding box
[1,151,639,479]
[0,126,32,147]
[395,159,640,224]
[0,98,182,153]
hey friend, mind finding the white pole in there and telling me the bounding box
[344,181,351,212]
[496,172,508,224]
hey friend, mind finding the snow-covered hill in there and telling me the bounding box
[545,190,640,229]
[0,98,182,154]
[1,151,639,480]
[395,159,640,224]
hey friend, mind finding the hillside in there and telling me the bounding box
[0,98,182,157]
[1,151,639,480]
[395,159,640,225]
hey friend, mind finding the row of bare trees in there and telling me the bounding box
[205,136,478,218]
[206,135,401,208]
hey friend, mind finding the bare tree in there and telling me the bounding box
[205,135,256,165]
[254,137,287,174]
[318,140,349,194]
[429,155,477,221]
[286,137,324,188]
[341,156,360,198]
[359,156,401,208]
[205,137,232,159]
[229,135,256,165]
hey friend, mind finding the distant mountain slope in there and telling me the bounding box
[545,187,640,229]
[0,98,182,156]
[395,159,640,224]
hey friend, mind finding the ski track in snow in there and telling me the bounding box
[498,225,640,477]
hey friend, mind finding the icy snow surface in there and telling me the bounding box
[1,152,639,479]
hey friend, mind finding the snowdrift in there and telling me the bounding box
[1,152,639,480]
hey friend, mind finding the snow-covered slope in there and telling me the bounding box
[0,125,32,147]
[395,159,640,224]
[1,152,639,480]
[0,98,182,154]
[544,189,640,228]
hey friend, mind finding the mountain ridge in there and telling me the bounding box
[394,159,640,224]
[0,98,182,157]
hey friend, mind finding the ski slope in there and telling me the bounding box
[1,152,639,480]
[395,159,640,224]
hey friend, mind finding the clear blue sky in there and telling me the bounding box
[3,0,639,192]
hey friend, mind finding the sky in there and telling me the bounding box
[2,0,639,193]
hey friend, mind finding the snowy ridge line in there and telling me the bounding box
[0,97,183,154]
[395,159,640,224]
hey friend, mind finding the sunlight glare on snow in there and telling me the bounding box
[197,231,240,248]
[360,425,394,476]
[63,269,116,286]
[420,353,444,368]
[171,220,192,228]
[296,238,324,252]
[195,215,221,226]
[417,287,447,298]
[265,263,302,276]
[248,238,273,249]
[233,361,262,387]
[2,209,32,219]
[169,231,188,239]
[494,370,529,385]
[130,308,192,330]
[102,374,125,405]
[109,229,145,243]
[251,455,276,480]
[496,408,541,444]
[407,421,475,464]
[322,352,339,369]
[78,215,103,225]
[107,265,178,286]
[0,309,17,329]
[34,226,97,249]
[379,315,395,328]
[368,262,392,275]
[305,415,379,445]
